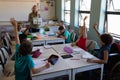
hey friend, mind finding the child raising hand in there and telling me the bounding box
[10,18,50,80]
[71,16,88,51]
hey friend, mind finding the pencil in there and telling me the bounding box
[70,59,80,60]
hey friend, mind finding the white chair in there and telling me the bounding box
[5,33,12,45]
[3,35,12,55]
[0,47,14,79]
[86,40,98,52]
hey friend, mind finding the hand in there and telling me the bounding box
[71,42,76,46]
[84,16,88,21]
[26,25,31,29]
[87,58,93,63]
[45,62,50,68]
[93,22,98,29]
[10,18,17,27]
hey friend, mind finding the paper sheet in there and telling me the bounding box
[33,59,46,68]
[44,45,52,49]
[82,52,94,59]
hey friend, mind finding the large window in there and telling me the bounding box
[106,0,120,36]
[64,0,71,23]
[79,0,91,28]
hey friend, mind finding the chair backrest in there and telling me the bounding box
[0,47,9,69]
[2,35,12,55]
[0,47,15,77]
[70,32,77,42]
[5,33,12,45]
[86,40,98,52]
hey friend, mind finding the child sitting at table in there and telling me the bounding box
[87,22,113,64]
[10,18,50,80]
[57,26,71,43]
[71,16,88,51]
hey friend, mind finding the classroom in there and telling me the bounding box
[0,0,120,80]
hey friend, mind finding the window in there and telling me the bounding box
[106,0,120,36]
[79,0,91,28]
[64,0,71,23]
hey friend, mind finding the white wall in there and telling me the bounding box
[0,0,55,21]
[0,1,38,21]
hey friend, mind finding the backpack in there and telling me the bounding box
[110,43,120,54]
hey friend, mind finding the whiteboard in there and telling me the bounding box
[0,1,38,21]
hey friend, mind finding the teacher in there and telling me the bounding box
[28,5,40,33]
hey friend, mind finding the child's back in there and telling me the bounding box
[15,40,34,80]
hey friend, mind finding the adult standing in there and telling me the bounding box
[28,5,40,33]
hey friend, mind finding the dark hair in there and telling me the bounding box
[60,20,64,23]
[58,26,64,30]
[100,34,113,45]
[19,34,27,43]
[19,40,33,56]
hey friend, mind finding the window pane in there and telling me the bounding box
[79,0,91,11]
[79,13,90,28]
[65,0,71,10]
[64,11,70,23]
[107,0,120,12]
[107,14,120,35]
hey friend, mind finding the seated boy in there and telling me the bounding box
[57,26,70,43]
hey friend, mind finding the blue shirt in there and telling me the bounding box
[97,45,111,59]
[63,30,71,43]
[15,44,35,80]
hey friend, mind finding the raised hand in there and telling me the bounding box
[84,16,88,21]
[10,18,17,27]
[93,22,98,29]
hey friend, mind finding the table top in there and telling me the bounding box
[32,46,71,76]
[51,44,101,69]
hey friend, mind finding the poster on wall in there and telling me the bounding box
[39,0,55,20]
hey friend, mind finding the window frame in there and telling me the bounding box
[64,0,71,24]
[78,0,91,28]
[105,0,120,36]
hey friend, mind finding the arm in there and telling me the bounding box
[71,37,79,46]
[31,62,50,74]
[87,50,108,64]
[82,16,87,38]
[10,18,20,44]
[22,25,31,35]
[93,22,101,38]
[59,35,66,39]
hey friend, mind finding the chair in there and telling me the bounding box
[0,47,14,77]
[70,32,77,42]
[5,33,12,45]
[86,40,98,52]
[3,35,12,55]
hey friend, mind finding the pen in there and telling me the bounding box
[70,59,80,60]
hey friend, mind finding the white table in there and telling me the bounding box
[45,36,65,45]
[52,44,104,80]
[31,33,65,46]
[32,39,45,46]
[32,47,71,80]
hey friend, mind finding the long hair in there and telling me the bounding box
[32,5,38,16]
[19,40,33,56]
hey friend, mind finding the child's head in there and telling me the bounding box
[19,40,33,56]
[58,26,65,33]
[59,21,64,26]
[17,22,23,31]
[100,34,113,46]
[19,34,27,43]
